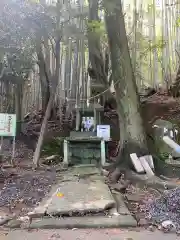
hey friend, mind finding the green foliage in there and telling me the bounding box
[158,152,169,162]
[150,39,166,51]
[42,137,65,157]
[176,17,180,27]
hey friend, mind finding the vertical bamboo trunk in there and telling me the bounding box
[71,43,79,102]
[148,4,153,87]
[163,0,171,88]
[64,38,72,118]
[138,2,143,88]
[15,84,22,135]
[132,0,137,72]
[152,0,158,89]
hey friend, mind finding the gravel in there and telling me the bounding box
[144,187,180,230]
[0,172,56,207]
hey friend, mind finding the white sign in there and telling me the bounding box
[0,113,16,137]
[97,125,110,141]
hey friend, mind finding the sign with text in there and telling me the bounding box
[0,113,16,137]
[97,125,110,141]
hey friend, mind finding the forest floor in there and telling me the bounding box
[0,142,159,231]
[0,145,174,234]
[141,91,180,125]
[0,140,57,217]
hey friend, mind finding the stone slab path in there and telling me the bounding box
[26,165,137,229]
[46,180,115,215]
[33,166,116,216]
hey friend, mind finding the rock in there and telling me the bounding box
[45,155,59,161]
[109,207,120,216]
[161,220,175,231]
[28,209,45,218]
[42,155,60,165]
[7,219,22,228]
[165,159,180,167]
[0,216,12,226]
[153,119,173,134]
[148,225,155,232]
[153,119,175,154]
[138,218,148,226]
[62,163,68,168]
[157,224,162,230]
[126,194,142,202]
[172,150,180,159]
[18,216,30,222]
[51,233,61,238]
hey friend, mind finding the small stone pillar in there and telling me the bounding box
[101,140,106,166]
[75,109,80,131]
[63,140,68,165]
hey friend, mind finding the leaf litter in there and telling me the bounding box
[143,187,180,231]
[0,139,56,216]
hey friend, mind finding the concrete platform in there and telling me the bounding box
[32,166,114,216]
[47,179,116,215]
[27,166,137,229]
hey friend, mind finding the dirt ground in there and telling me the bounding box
[0,139,58,217]
[0,229,179,240]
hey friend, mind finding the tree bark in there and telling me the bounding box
[32,92,54,167]
[37,46,50,113]
[104,0,148,164]
[33,0,61,167]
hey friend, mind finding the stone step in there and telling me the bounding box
[28,215,137,229]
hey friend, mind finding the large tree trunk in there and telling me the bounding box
[37,47,50,113]
[33,40,61,167]
[33,0,61,167]
[104,0,148,164]
[32,93,54,167]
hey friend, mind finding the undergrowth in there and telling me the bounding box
[41,137,64,157]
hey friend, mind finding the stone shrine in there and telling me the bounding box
[63,102,110,166]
